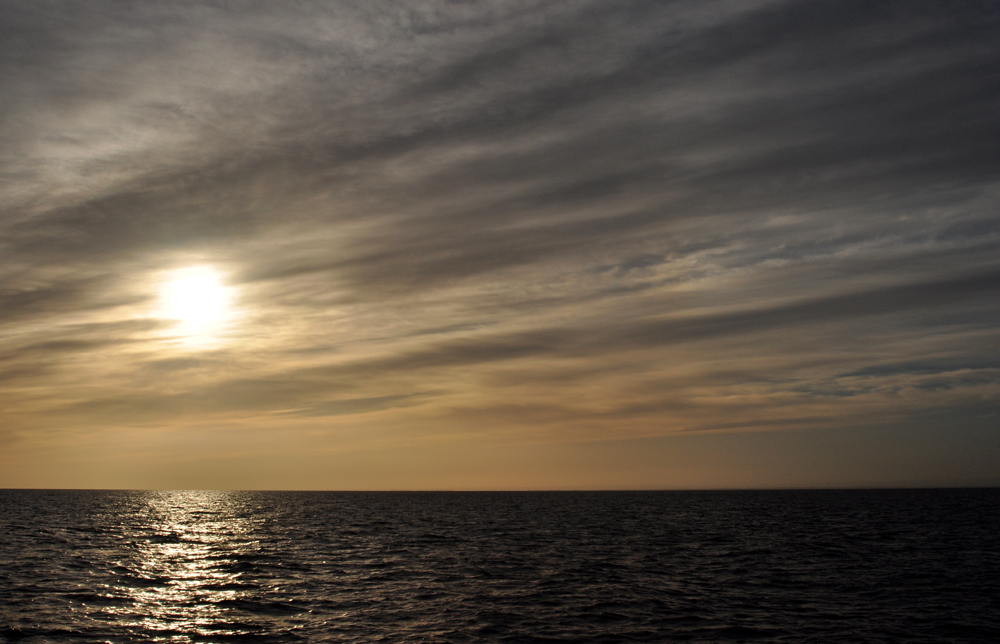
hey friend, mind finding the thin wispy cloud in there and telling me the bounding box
[1,0,997,489]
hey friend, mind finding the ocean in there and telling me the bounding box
[1,489,997,643]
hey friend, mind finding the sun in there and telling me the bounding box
[157,266,234,341]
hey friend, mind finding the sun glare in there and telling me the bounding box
[158,266,234,344]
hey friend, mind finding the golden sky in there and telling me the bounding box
[1,0,998,489]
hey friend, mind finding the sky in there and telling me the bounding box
[1,0,998,490]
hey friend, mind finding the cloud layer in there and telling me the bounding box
[1,0,998,488]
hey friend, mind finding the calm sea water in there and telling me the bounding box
[1,489,998,643]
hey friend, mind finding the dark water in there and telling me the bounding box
[1,490,998,643]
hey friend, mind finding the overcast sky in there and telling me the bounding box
[1,0,998,489]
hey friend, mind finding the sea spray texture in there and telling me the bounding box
[1,490,998,643]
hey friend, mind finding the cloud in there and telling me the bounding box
[1,0,998,487]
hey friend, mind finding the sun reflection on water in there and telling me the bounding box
[107,491,264,640]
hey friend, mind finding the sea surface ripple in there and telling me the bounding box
[1,489,998,643]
